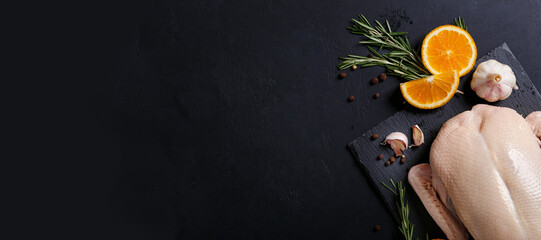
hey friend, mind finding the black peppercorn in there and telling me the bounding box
[379,73,387,81]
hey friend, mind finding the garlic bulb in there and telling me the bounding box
[471,59,518,102]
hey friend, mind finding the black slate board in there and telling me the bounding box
[348,43,541,238]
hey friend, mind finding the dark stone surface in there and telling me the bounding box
[88,0,541,239]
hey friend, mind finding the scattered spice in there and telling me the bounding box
[373,225,381,232]
[370,133,379,140]
[385,160,391,166]
[400,155,406,164]
[370,77,379,85]
[379,73,387,81]
[373,93,380,99]
[352,65,357,70]
[390,156,396,163]
[377,154,384,160]
[339,72,347,79]
[368,53,374,58]
[348,95,356,102]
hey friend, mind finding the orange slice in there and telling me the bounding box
[400,71,459,109]
[421,25,477,77]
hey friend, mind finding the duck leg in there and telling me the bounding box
[408,163,469,240]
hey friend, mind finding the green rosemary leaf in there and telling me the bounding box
[359,15,370,25]
[454,16,467,31]
[374,20,386,32]
[389,31,408,36]
[366,46,384,58]
[381,181,398,196]
[388,51,409,57]
[386,20,392,33]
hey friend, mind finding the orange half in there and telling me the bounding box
[421,25,477,77]
[400,71,459,109]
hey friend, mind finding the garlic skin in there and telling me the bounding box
[410,125,424,148]
[381,132,408,157]
[471,59,518,102]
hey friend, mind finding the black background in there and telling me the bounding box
[14,0,541,239]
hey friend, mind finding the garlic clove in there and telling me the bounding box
[410,125,424,148]
[471,59,517,102]
[381,132,408,157]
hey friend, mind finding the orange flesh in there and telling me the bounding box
[425,29,473,74]
[400,71,458,109]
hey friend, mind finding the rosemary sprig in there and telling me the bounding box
[337,14,430,80]
[454,16,467,31]
[381,179,425,240]
[338,15,468,81]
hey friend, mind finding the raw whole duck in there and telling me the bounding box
[408,104,541,239]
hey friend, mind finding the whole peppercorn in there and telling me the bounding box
[385,161,391,166]
[377,154,384,160]
[370,133,379,140]
[373,93,380,99]
[373,225,381,232]
[400,155,406,164]
[348,95,355,102]
[370,77,378,85]
[368,53,374,58]
[352,65,357,70]
[379,73,387,81]
[339,72,347,79]
[390,156,396,163]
